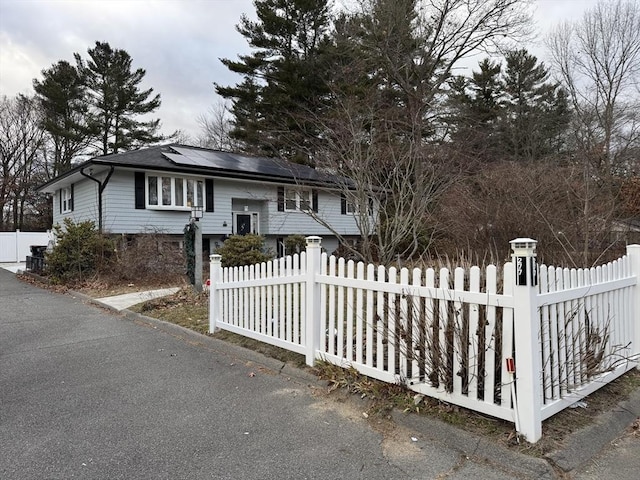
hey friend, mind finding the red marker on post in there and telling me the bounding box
[506,357,520,436]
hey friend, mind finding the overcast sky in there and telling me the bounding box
[0,0,600,141]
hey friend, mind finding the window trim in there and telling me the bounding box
[345,199,357,214]
[61,186,73,213]
[341,193,373,216]
[284,187,312,213]
[145,173,205,211]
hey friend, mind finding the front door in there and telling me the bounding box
[235,214,252,235]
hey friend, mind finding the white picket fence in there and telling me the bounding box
[209,237,640,442]
[0,230,52,262]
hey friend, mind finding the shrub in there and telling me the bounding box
[284,234,307,256]
[216,234,273,268]
[114,232,185,283]
[45,219,115,284]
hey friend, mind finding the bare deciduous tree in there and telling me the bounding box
[547,0,640,170]
[0,95,46,230]
[547,0,640,263]
[196,101,237,151]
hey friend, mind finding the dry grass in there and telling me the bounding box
[129,287,209,335]
[313,359,640,456]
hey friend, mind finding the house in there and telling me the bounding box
[610,217,640,245]
[37,144,366,256]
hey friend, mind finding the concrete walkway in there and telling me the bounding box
[0,262,26,274]
[95,287,181,310]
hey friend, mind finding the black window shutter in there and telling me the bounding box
[277,187,284,211]
[59,189,62,214]
[312,189,318,213]
[205,179,214,212]
[70,184,74,211]
[134,172,145,209]
[340,194,346,215]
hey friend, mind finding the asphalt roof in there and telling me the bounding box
[38,144,341,193]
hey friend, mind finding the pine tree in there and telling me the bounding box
[448,59,503,162]
[448,50,570,163]
[216,0,332,163]
[499,49,569,161]
[33,60,92,177]
[75,41,163,156]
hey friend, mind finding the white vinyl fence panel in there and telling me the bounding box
[315,255,516,421]
[209,239,640,443]
[213,253,308,356]
[0,231,52,262]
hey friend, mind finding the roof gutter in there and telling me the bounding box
[80,165,115,234]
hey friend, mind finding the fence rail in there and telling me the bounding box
[212,254,308,355]
[209,237,640,443]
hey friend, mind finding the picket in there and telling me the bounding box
[209,238,640,443]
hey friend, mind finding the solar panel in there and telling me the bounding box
[163,152,210,167]
[165,145,330,183]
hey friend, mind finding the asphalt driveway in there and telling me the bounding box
[9,268,630,480]
[1,269,408,479]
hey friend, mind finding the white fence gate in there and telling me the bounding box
[0,230,52,262]
[209,237,640,443]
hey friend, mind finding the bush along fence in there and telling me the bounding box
[209,237,640,443]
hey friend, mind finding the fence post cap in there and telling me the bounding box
[510,238,537,255]
[305,236,322,246]
[209,254,222,263]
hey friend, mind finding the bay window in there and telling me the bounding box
[147,174,204,209]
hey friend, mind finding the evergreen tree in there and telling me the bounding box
[448,59,503,162]
[499,49,570,160]
[33,60,92,177]
[75,41,163,156]
[216,0,332,163]
[448,50,570,162]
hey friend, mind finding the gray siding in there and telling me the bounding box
[58,168,364,243]
[52,181,99,228]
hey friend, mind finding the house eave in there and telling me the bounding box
[38,161,340,194]
[37,144,352,193]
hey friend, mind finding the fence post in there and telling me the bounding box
[628,244,640,370]
[305,236,322,366]
[209,254,222,334]
[510,238,543,443]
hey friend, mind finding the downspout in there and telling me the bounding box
[80,165,115,234]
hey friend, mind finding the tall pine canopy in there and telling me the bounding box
[75,41,163,156]
[216,0,332,164]
[33,60,92,177]
[500,49,569,161]
[448,50,569,163]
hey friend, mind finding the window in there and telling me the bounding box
[345,200,356,214]
[341,194,373,215]
[61,186,73,213]
[284,188,312,212]
[146,175,204,209]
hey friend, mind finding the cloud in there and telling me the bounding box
[0,0,602,141]
[0,0,255,138]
